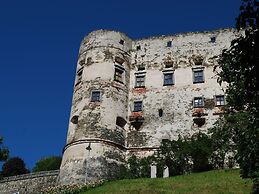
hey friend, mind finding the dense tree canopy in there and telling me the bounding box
[215,0,259,192]
[32,156,62,172]
[0,136,9,162]
[2,157,29,177]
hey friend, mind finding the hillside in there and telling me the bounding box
[81,169,252,194]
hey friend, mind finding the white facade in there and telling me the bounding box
[59,29,240,184]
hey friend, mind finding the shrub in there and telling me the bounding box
[33,156,62,172]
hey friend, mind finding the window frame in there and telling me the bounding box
[193,68,205,84]
[114,67,124,83]
[133,101,143,112]
[75,67,83,85]
[215,95,225,106]
[167,41,172,47]
[90,90,101,102]
[193,97,204,108]
[135,74,145,88]
[163,72,174,86]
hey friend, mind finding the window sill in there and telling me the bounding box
[163,84,174,86]
[193,81,204,84]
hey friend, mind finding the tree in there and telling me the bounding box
[2,157,29,177]
[0,136,9,162]
[32,156,62,172]
[215,0,259,192]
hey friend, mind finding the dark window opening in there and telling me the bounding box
[193,69,204,83]
[114,68,124,83]
[116,117,127,128]
[133,101,143,112]
[215,95,225,106]
[210,37,216,43]
[135,75,145,88]
[75,68,83,85]
[158,109,163,117]
[163,73,174,86]
[71,115,79,124]
[137,65,145,71]
[165,63,173,68]
[115,56,124,65]
[136,45,141,50]
[193,117,206,127]
[193,97,204,108]
[119,39,124,45]
[91,91,101,102]
[167,41,172,47]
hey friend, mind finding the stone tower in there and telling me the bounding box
[59,30,132,184]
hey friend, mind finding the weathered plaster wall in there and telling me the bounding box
[60,28,241,184]
[0,170,59,194]
[59,30,131,184]
[127,29,239,149]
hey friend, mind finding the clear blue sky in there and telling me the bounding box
[0,0,241,170]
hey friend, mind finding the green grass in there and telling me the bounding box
[81,169,252,194]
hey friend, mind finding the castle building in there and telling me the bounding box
[58,29,240,184]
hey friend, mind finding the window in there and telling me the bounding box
[163,73,174,86]
[114,68,123,83]
[167,41,172,47]
[193,97,204,108]
[210,36,216,43]
[193,69,204,83]
[119,39,124,45]
[135,75,145,88]
[75,67,83,85]
[133,101,143,112]
[136,45,141,50]
[137,64,145,71]
[115,56,124,65]
[215,95,225,106]
[91,91,101,102]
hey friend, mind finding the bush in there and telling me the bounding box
[2,157,29,177]
[33,156,62,172]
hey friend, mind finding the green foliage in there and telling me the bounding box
[209,116,237,169]
[215,0,259,192]
[119,155,154,179]
[32,156,62,172]
[2,157,29,177]
[0,136,9,162]
[157,133,214,175]
[81,170,252,194]
[189,133,213,172]
[157,136,191,176]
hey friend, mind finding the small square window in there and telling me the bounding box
[114,68,124,83]
[193,69,204,83]
[210,37,216,43]
[119,39,124,45]
[135,75,145,88]
[167,41,172,47]
[163,73,174,86]
[215,95,225,106]
[91,91,101,102]
[193,97,204,108]
[136,45,141,50]
[133,101,143,112]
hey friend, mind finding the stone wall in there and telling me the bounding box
[0,170,59,194]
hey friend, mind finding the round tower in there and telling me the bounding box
[59,30,132,184]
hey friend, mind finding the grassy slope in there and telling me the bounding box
[82,169,252,194]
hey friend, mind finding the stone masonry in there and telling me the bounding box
[59,28,241,184]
